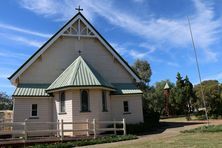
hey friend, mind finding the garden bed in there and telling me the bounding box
[29,135,137,148]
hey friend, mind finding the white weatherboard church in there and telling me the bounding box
[9,11,144,134]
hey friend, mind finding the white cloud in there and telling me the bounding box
[0,23,51,38]
[0,50,29,59]
[19,0,95,21]
[166,62,179,67]
[131,0,144,3]
[110,42,128,55]
[204,72,222,81]
[0,33,43,47]
[129,49,149,59]
[0,74,10,79]
[19,0,221,62]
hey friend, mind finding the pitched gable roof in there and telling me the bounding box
[46,56,114,92]
[9,12,141,84]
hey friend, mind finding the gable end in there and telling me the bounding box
[8,12,141,84]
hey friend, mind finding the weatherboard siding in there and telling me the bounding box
[110,95,144,124]
[19,37,134,84]
[13,97,52,132]
[54,90,73,135]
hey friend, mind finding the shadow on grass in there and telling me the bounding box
[136,121,206,136]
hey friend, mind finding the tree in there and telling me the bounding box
[132,59,152,91]
[169,73,195,118]
[183,76,195,120]
[131,59,153,121]
[194,80,222,117]
[146,80,175,114]
[0,92,13,110]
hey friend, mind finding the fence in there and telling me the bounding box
[0,118,126,142]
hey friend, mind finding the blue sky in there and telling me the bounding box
[0,0,222,95]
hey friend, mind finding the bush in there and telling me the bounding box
[181,125,222,133]
[30,135,137,148]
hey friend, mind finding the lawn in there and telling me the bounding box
[160,116,198,122]
[109,133,222,148]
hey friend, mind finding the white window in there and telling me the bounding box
[102,91,108,112]
[31,104,38,117]
[123,101,129,112]
[60,91,65,113]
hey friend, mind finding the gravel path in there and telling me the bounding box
[81,120,222,148]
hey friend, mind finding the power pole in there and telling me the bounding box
[187,16,209,125]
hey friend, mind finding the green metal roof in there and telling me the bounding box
[111,83,142,95]
[46,56,114,92]
[12,83,142,97]
[13,84,50,97]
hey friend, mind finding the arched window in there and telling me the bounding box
[81,90,89,112]
[102,91,108,112]
[60,91,65,113]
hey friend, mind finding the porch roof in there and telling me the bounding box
[13,84,51,97]
[111,83,143,95]
[46,56,115,92]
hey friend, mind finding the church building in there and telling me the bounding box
[8,11,144,133]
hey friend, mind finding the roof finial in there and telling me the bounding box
[75,5,83,13]
[78,50,82,56]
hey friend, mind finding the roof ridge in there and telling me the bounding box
[71,57,82,85]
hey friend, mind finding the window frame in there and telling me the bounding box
[123,101,129,113]
[102,91,108,112]
[31,104,38,117]
[80,90,90,112]
[60,91,66,113]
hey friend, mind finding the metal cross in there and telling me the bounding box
[78,50,82,55]
[75,5,83,12]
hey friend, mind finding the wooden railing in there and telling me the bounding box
[0,118,126,141]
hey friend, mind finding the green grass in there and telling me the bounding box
[29,135,137,148]
[109,133,222,148]
[160,116,198,122]
[182,124,222,133]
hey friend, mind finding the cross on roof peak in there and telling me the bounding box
[75,5,83,13]
[78,50,82,55]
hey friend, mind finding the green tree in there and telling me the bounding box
[169,73,195,118]
[132,59,152,91]
[184,76,195,120]
[146,80,175,114]
[0,92,13,110]
[194,80,222,117]
[131,59,153,121]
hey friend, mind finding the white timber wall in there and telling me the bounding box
[52,89,112,135]
[54,90,73,135]
[19,37,134,84]
[110,95,144,124]
[13,97,52,131]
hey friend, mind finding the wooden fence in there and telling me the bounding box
[0,118,126,141]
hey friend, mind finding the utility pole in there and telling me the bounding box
[187,16,209,125]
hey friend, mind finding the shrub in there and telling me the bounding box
[30,135,137,148]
